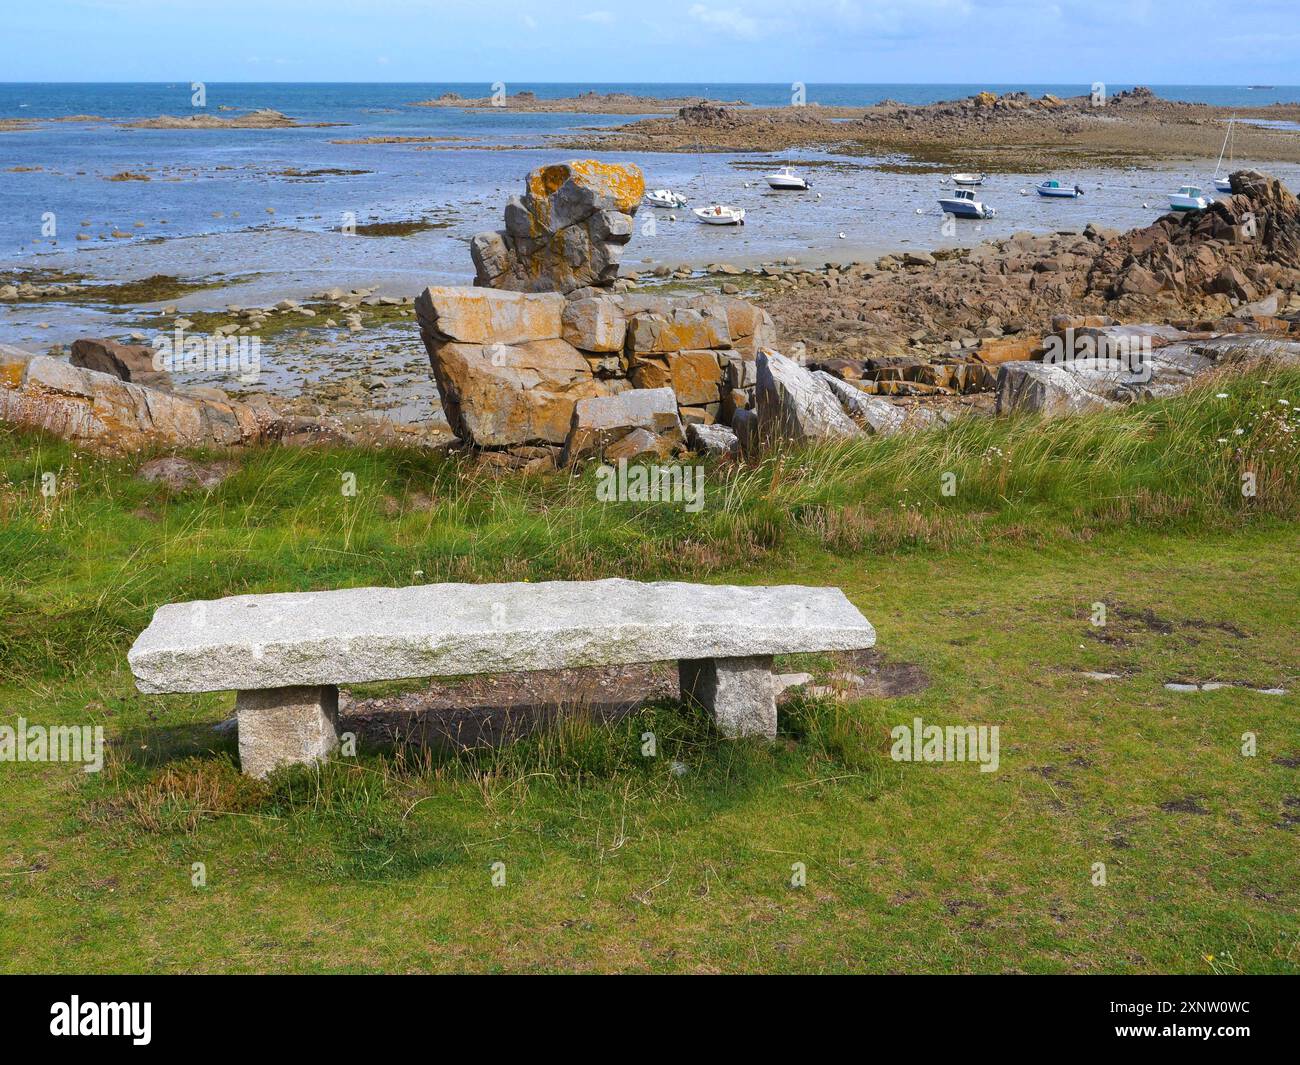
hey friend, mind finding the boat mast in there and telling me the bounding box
[1214,117,1234,178]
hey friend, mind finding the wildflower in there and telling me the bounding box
[1215,393,1229,399]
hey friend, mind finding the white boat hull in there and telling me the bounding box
[952,173,985,186]
[694,206,745,225]
[1036,184,1081,198]
[938,198,995,219]
[1170,195,1211,212]
[767,177,809,190]
[645,190,687,209]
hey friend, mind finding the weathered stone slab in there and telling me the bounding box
[686,421,740,458]
[562,296,626,352]
[814,372,906,435]
[629,349,723,405]
[756,349,862,442]
[0,343,36,380]
[128,579,876,694]
[429,338,607,446]
[416,286,564,345]
[627,309,730,353]
[995,360,1121,416]
[235,685,339,779]
[563,386,683,462]
[683,294,775,357]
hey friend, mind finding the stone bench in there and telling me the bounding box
[127,578,875,778]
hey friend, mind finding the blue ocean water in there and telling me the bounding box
[5,81,1300,119]
[1,82,1298,304]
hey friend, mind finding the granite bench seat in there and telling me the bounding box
[127,578,876,777]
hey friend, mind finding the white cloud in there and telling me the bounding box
[687,4,760,40]
[580,10,615,23]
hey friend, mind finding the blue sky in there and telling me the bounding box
[4,0,1298,83]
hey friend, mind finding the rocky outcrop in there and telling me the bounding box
[471,160,645,293]
[0,354,278,450]
[417,285,608,447]
[764,171,1300,370]
[996,334,1300,415]
[418,284,776,456]
[0,344,354,451]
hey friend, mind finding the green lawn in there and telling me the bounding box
[1,363,1297,973]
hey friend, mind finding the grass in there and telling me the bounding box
[0,362,1297,973]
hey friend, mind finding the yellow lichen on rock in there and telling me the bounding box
[569,159,646,213]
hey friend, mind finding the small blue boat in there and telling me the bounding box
[1036,180,1084,198]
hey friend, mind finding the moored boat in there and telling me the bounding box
[766,166,809,190]
[693,204,746,225]
[1036,179,1084,198]
[951,172,985,186]
[1170,185,1212,212]
[938,188,996,219]
[645,189,688,209]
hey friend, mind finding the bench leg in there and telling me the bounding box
[679,655,777,739]
[235,685,340,779]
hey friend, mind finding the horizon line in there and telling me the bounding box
[2,80,1292,88]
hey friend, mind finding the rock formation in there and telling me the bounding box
[471,160,645,293]
[0,343,337,451]
[417,279,775,461]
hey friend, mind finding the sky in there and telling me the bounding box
[4,0,1299,84]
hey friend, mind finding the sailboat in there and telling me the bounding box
[1212,118,1236,194]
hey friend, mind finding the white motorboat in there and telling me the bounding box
[693,204,746,225]
[1212,118,1236,193]
[1169,185,1213,212]
[951,172,985,186]
[938,188,996,219]
[766,166,809,190]
[1036,179,1084,198]
[645,189,688,209]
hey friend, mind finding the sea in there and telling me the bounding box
[2,81,1298,362]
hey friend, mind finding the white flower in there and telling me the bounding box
[1216,393,1229,399]
[1234,428,1244,435]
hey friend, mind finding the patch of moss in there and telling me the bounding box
[349,218,450,237]
[62,275,223,305]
